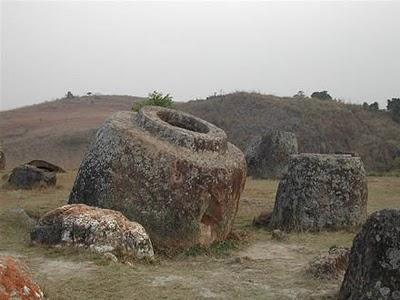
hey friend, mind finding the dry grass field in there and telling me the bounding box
[1,172,399,299]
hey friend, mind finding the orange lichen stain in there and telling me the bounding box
[0,257,43,300]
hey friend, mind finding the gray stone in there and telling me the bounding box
[8,164,56,189]
[31,204,154,260]
[270,154,368,231]
[308,246,350,280]
[339,209,400,300]
[27,160,65,173]
[69,107,247,251]
[245,130,298,179]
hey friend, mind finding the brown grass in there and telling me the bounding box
[0,172,399,299]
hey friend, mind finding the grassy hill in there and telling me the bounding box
[0,95,142,169]
[179,93,400,172]
[1,92,399,171]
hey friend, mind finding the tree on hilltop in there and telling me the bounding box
[311,91,332,101]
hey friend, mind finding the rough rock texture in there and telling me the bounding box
[245,130,298,179]
[31,204,154,259]
[27,160,65,173]
[340,209,400,300]
[69,106,247,251]
[270,154,368,231]
[308,246,350,280]
[8,164,56,189]
[0,256,44,300]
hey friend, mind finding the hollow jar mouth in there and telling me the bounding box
[157,110,210,134]
[136,106,227,153]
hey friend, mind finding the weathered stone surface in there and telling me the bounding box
[308,246,350,280]
[8,164,56,189]
[69,106,247,251]
[27,160,65,173]
[31,204,154,259]
[270,154,368,231]
[339,209,400,300]
[0,256,44,300]
[245,130,298,179]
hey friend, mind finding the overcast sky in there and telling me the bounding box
[1,1,399,110]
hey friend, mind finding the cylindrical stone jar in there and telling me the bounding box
[69,106,247,251]
[270,153,368,231]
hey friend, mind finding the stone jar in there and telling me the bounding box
[69,106,247,251]
[340,209,400,300]
[245,130,298,179]
[270,154,368,231]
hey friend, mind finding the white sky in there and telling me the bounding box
[1,1,399,110]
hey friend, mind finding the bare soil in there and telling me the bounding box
[1,172,399,299]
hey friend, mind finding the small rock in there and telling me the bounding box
[31,204,154,260]
[253,211,272,227]
[308,246,350,280]
[8,164,56,189]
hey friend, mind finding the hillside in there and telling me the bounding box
[180,93,400,172]
[0,95,142,169]
[1,92,399,171]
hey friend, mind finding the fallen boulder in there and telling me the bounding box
[0,256,44,300]
[69,106,247,251]
[27,160,65,173]
[245,130,298,179]
[8,164,56,189]
[270,154,368,231]
[31,204,154,260]
[339,209,400,300]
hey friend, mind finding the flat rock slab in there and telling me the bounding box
[340,209,400,300]
[270,154,368,231]
[31,204,154,260]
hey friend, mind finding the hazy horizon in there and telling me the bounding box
[1,1,399,111]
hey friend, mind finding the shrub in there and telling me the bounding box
[387,98,400,123]
[311,91,332,101]
[132,91,173,112]
[369,102,379,111]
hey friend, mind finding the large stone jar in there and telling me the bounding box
[340,209,400,300]
[270,154,368,231]
[245,130,298,179]
[69,106,246,251]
